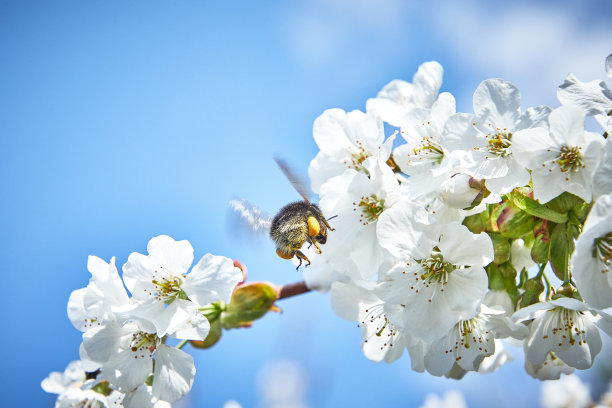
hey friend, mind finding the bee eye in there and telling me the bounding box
[316,234,327,244]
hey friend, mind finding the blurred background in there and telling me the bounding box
[1,0,611,406]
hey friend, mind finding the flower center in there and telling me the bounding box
[555,145,584,173]
[361,304,401,349]
[457,318,489,351]
[412,136,445,165]
[593,232,612,273]
[486,129,513,157]
[130,331,160,354]
[418,252,455,283]
[151,275,185,303]
[549,307,586,347]
[344,140,371,173]
[355,194,385,225]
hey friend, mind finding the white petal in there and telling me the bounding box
[153,345,195,403]
[183,254,242,306]
[376,200,432,259]
[549,105,587,144]
[103,348,152,391]
[330,281,378,322]
[438,222,494,267]
[147,235,194,276]
[558,73,612,115]
[473,79,521,129]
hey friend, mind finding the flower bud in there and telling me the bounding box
[221,282,279,329]
[439,174,481,209]
[519,277,545,308]
[493,201,536,239]
[531,221,551,264]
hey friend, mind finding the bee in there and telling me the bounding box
[229,158,334,270]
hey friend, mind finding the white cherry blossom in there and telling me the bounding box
[319,156,401,278]
[572,193,612,309]
[392,92,458,197]
[308,108,394,193]
[525,352,574,380]
[83,320,195,403]
[366,61,443,127]
[330,281,407,364]
[376,222,493,341]
[513,106,605,203]
[514,297,612,370]
[67,256,130,332]
[122,235,242,339]
[558,53,612,135]
[423,304,527,376]
[441,79,550,195]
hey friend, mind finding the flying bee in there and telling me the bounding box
[229,158,334,270]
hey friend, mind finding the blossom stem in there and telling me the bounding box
[176,339,188,350]
[536,263,547,279]
[543,272,552,300]
[278,281,311,300]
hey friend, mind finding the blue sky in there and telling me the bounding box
[1,1,611,407]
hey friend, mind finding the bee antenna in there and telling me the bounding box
[327,215,338,221]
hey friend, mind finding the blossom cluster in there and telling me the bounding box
[43,236,244,407]
[42,53,612,406]
[305,54,612,379]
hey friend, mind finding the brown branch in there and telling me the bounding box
[278,281,311,300]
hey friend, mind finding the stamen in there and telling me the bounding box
[593,232,612,273]
[556,145,584,173]
[355,195,385,225]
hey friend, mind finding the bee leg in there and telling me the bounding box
[306,236,322,254]
[295,250,311,270]
[322,216,335,231]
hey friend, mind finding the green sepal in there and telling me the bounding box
[519,277,545,308]
[221,282,279,329]
[509,190,568,223]
[92,380,112,396]
[498,262,519,306]
[486,263,505,290]
[489,232,510,264]
[462,208,490,234]
[144,374,154,387]
[531,221,551,264]
[190,318,222,349]
[549,223,574,282]
[552,283,583,301]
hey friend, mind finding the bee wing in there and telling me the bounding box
[228,198,273,235]
[274,156,311,203]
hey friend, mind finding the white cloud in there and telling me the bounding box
[432,1,612,108]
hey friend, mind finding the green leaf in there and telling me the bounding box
[221,282,279,329]
[509,191,568,223]
[546,192,583,214]
[548,223,573,281]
